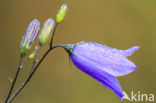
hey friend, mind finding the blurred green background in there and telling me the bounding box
[0,0,156,103]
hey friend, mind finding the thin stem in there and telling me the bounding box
[50,23,58,47]
[5,56,23,103]
[7,48,52,103]
[7,21,60,103]
[20,58,30,69]
[29,46,41,74]
[7,45,64,103]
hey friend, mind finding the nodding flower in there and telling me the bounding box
[20,19,40,56]
[63,42,140,99]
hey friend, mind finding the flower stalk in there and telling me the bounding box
[5,56,23,103]
[7,44,63,103]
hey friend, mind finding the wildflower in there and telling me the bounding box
[39,18,55,46]
[57,4,68,23]
[20,19,40,56]
[63,42,140,99]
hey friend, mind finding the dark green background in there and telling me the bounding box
[0,0,155,103]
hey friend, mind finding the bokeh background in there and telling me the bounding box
[0,0,156,103]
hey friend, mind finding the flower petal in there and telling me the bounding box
[120,46,140,57]
[72,42,139,77]
[86,42,140,57]
[71,54,124,98]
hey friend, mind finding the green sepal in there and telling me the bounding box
[63,44,77,57]
[20,37,31,56]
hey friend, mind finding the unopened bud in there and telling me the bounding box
[20,19,40,56]
[29,51,35,59]
[57,4,68,23]
[39,18,55,46]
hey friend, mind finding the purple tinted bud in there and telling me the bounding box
[20,19,40,56]
[23,19,40,47]
[68,42,140,99]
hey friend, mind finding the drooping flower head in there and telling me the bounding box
[63,42,140,99]
[39,18,55,46]
[20,19,40,56]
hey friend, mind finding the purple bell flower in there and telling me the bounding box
[65,42,140,99]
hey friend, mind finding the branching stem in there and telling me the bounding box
[50,22,58,47]
[6,22,61,103]
[7,45,64,103]
[5,56,23,103]
[29,46,41,75]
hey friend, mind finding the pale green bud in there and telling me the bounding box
[57,4,68,23]
[39,18,55,46]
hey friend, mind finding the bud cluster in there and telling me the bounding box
[20,4,68,56]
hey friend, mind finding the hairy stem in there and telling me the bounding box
[5,56,23,103]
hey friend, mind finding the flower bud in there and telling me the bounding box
[57,4,68,23]
[29,51,35,59]
[39,18,55,46]
[20,19,40,56]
